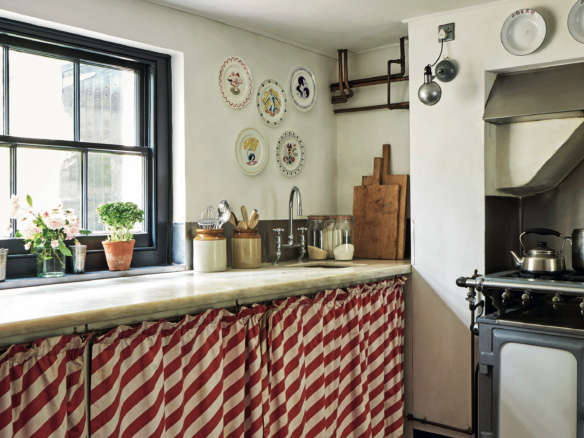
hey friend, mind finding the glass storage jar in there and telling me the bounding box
[307,216,327,260]
[323,217,336,258]
[333,216,354,261]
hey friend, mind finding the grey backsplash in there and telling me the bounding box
[173,219,308,268]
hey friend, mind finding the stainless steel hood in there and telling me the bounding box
[484,63,584,124]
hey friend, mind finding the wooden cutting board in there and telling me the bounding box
[381,144,408,260]
[353,184,400,259]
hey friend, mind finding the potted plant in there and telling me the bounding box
[9,194,86,278]
[97,202,144,271]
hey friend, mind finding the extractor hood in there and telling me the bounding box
[484,63,584,124]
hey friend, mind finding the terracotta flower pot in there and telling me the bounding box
[102,239,135,271]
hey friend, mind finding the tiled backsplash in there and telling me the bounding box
[173,219,309,268]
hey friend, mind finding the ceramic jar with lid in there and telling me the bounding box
[193,229,227,273]
[232,231,262,269]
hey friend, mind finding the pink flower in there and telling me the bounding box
[9,195,21,219]
[47,213,66,230]
[24,242,31,251]
[42,211,49,218]
[51,240,59,249]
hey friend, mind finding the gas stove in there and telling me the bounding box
[457,269,584,329]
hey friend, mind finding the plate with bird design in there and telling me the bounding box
[256,79,288,127]
[289,66,317,112]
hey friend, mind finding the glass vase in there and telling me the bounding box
[36,249,66,278]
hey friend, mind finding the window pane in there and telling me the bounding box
[88,152,144,233]
[80,63,137,146]
[9,50,74,140]
[0,148,9,237]
[17,148,81,216]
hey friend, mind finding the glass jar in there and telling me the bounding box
[323,217,336,258]
[333,216,353,261]
[307,216,327,260]
[36,248,66,278]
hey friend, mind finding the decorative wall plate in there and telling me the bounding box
[219,57,253,109]
[568,0,584,44]
[256,79,288,127]
[234,128,268,176]
[500,9,546,56]
[276,130,304,177]
[289,66,317,112]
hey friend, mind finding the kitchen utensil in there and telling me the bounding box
[241,206,249,229]
[571,228,584,271]
[509,228,566,273]
[568,0,584,44]
[235,221,247,232]
[381,145,408,260]
[229,212,237,226]
[500,9,546,56]
[353,184,400,259]
[217,200,232,228]
[198,205,219,229]
[248,209,259,230]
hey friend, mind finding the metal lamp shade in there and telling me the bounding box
[418,66,442,106]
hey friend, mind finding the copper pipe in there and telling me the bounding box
[342,49,351,95]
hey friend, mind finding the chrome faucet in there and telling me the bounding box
[273,186,306,264]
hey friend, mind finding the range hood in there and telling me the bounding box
[484,63,584,124]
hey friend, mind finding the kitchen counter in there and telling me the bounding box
[0,260,410,345]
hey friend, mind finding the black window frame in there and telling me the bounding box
[0,17,172,278]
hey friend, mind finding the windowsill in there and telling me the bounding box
[0,264,187,291]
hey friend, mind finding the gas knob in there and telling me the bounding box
[552,293,562,311]
[521,291,532,306]
[502,289,511,305]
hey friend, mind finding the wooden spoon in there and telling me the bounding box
[248,209,259,230]
[241,206,249,229]
[229,212,238,226]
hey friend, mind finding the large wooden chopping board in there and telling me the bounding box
[353,184,400,259]
[381,144,408,260]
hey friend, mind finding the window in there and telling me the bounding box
[0,18,172,278]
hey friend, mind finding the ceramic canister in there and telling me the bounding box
[231,231,262,269]
[193,229,227,273]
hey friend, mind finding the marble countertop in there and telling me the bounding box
[0,260,411,345]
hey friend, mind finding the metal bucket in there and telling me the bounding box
[70,244,87,274]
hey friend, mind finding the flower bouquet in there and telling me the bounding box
[10,195,86,278]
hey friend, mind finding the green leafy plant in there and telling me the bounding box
[97,202,144,242]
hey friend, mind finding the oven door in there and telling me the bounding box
[478,320,584,438]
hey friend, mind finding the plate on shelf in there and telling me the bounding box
[568,0,584,44]
[218,56,253,109]
[234,128,268,176]
[500,9,546,56]
[276,130,304,177]
[289,66,317,112]
[256,79,288,127]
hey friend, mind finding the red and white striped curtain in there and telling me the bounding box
[0,335,88,438]
[0,278,405,438]
[265,278,406,438]
[90,305,268,438]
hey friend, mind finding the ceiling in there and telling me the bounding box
[147,0,496,55]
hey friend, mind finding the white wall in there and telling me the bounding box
[0,0,337,222]
[407,0,584,431]
[335,46,410,214]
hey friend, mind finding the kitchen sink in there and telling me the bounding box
[286,261,362,269]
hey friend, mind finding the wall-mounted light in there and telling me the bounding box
[418,28,458,106]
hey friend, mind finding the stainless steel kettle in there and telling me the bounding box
[510,228,566,274]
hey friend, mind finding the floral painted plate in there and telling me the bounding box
[219,56,253,109]
[256,79,288,127]
[276,130,304,177]
[568,0,584,44]
[235,128,268,176]
[500,9,546,56]
[289,66,317,112]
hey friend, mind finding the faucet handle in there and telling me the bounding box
[272,227,284,235]
[297,226,308,232]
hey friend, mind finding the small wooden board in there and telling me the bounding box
[381,144,408,260]
[353,184,400,259]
